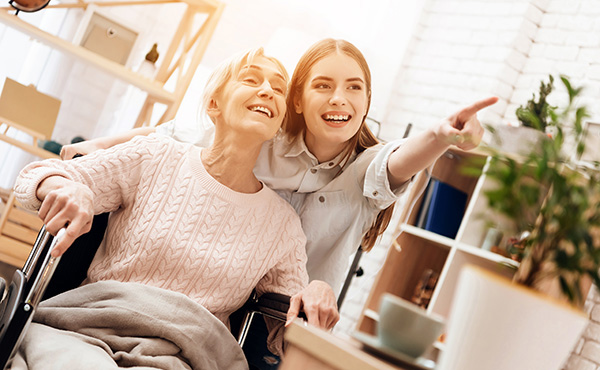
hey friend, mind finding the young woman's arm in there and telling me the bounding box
[60,127,156,160]
[387,97,498,189]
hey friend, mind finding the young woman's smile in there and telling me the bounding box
[321,110,352,127]
[295,53,368,161]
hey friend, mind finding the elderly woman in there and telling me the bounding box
[11,48,307,370]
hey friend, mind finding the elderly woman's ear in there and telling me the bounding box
[206,98,221,119]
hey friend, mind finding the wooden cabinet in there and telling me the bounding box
[358,148,518,335]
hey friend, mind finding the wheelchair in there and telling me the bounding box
[0,213,298,369]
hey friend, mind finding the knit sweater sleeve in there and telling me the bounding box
[14,134,166,213]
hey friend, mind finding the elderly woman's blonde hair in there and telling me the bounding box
[202,47,289,122]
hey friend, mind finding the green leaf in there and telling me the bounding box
[561,75,575,103]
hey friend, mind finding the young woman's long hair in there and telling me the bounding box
[283,39,395,252]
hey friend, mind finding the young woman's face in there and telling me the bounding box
[295,53,368,157]
[212,56,288,142]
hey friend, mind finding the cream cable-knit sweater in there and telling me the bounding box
[15,134,308,326]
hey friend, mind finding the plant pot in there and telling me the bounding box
[488,125,547,156]
[437,265,588,370]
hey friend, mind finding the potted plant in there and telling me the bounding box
[483,75,600,305]
[488,75,557,155]
[438,75,600,370]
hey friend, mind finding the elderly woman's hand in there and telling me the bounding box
[36,176,94,257]
[286,280,339,330]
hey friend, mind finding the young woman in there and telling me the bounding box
[60,39,496,332]
[13,48,307,367]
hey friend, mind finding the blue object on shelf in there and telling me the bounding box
[421,179,468,239]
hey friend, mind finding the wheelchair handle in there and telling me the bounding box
[24,227,65,308]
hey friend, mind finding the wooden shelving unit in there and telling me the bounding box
[0,0,224,127]
[357,148,519,335]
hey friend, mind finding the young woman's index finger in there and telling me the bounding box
[459,96,499,118]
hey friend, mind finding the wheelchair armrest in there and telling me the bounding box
[249,292,306,322]
[236,291,307,347]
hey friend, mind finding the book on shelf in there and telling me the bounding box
[415,178,468,239]
[416,178,436,228]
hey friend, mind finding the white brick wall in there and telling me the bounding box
[378,0,543,141]
[565,288,600,369]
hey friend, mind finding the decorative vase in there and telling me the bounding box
[437,265,588,370]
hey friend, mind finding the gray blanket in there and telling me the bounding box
[10,281,248,370]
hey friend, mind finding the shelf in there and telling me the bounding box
[399,224,454,248]
[400,223,519,268]
[455,241,520,268]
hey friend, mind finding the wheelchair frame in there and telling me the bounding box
[0,227,63,367]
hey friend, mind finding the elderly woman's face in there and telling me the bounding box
[213,56,288,141]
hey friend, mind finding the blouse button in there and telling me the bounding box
[311,168,317,174]
[319,196,325,203]
[372,190,379,196]
[328,162,334,167]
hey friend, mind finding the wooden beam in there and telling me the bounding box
[3,222,39,245]
[181,0,219,9]
[0,191,13,235]
[0,133,59,159]
[134,5,197,127]
[8,0,179,9]
[165,18,208,82]
[90,0,180,7]
[160,2,223,122]
[0,235,32,267]
[154,6,197,84]
[8,207,43,231]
